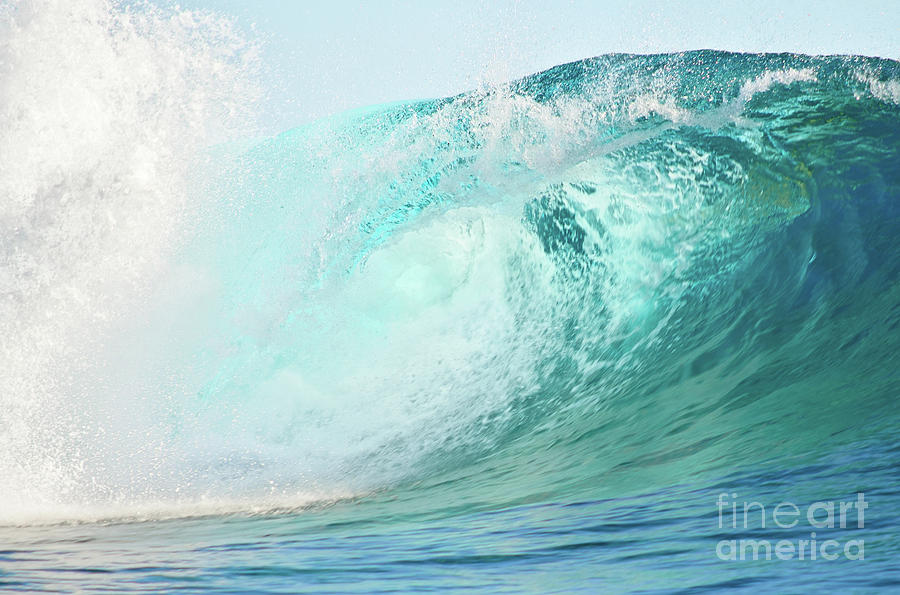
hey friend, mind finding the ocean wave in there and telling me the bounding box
[1,1,898,526]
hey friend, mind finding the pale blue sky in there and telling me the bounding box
[175,1,899,131]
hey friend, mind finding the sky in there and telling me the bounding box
[174,0,900,132]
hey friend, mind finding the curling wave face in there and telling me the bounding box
[1,2,899,526]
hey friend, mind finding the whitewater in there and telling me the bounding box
[1,1,898,592]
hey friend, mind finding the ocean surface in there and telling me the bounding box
[1,2,899,593]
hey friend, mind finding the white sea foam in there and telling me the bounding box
[737,67,818,102]
[0,0,259,522]
[856,71,900,105]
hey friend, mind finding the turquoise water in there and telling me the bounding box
[1,3,899,592]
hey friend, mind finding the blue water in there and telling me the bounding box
[1,2,899,592]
